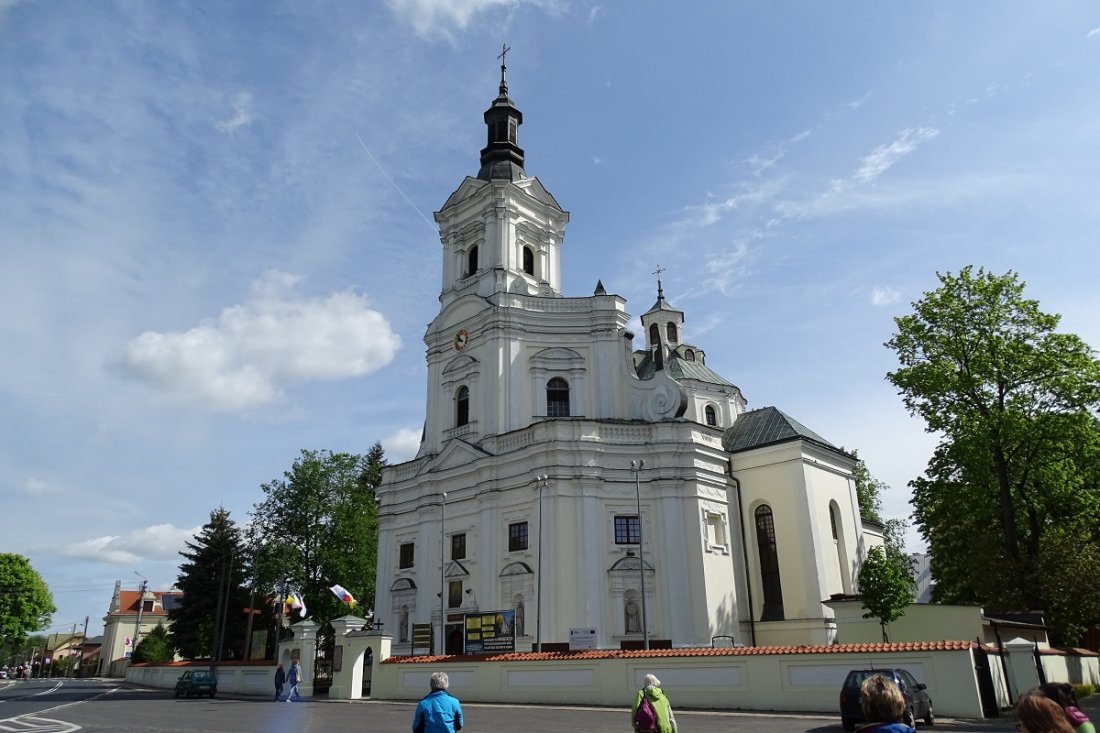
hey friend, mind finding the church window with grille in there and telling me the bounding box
[755,505,784,621]
[508,521,528,551]
[666,322,678,342]
[455,386,469,427]
[451,532,466,560]
[705,404,718,427]
[546,377,570,417]
[648,323,660,345]
[614,515,640,544]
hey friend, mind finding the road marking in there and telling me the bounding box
[0,715,81,732]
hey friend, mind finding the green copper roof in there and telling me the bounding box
[722,406,846,454]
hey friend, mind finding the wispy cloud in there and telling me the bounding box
[387,0,562,37]
[677,178,785,228]
[852,127,939,185]
[700,241,754,297]
[1087,25,1100,39]
[870,286,901,306]
[216,92,254,133]
[116,270,401,413]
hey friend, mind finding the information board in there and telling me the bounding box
[569,627,597,650]
[463,610,516,654]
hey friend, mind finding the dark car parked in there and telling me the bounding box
[174,670,217,698]
[840,668,933,730]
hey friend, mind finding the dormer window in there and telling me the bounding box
[684,349,696,361]
[705,405,718,427]
[466,246,479,276]
[522,246,534,276]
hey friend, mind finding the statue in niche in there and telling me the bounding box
[625,597,641,633]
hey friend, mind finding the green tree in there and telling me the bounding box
[858,539,917,642]
[0,555,55,645]
[132,622,174,663]
[886,266,1100,643]
[169,507,251,660]
[851,451,886,523]
[249,446,383,628]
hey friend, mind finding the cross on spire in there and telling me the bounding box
[497,43,511,96]
[653,265,665,300]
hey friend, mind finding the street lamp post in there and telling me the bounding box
[630,460,649,650]
[439,491,447,656]
[534,474,548,652]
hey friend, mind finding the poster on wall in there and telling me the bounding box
[463,610,516,654]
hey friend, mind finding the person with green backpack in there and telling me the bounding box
[632,674,677,733]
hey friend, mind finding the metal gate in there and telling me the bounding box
[973,645,999,717]
[312,624,333,695]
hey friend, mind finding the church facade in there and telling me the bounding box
[374,61,875,653]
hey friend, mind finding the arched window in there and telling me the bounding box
[399,605,409,643]
[648,323,660,345]
[666,322,678,342]
[755,505,785,621]
[829,504,839,541]
[684,349,696,362]
[455,385,469,427]
[467,246,479,276]
[522,246,535,276]
[546,377,570,417]
[705,405,718,427]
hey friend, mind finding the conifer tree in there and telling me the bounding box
[169,507,250,659]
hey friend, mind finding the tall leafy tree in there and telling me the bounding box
[886,266,1100,643]
[851,451,886,523]
[0,554,55,646]
[249,445,383,628]
[170,507,251,659]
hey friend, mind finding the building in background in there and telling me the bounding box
[98,580,182,677]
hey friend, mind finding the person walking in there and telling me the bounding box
[1038,683,1097,733]
[273,664,286,701]
[632,673,677,733]
[411,671,463,733]
[285,658,303,702]
[1017,691,1076,733]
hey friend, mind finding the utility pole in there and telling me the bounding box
[133,574,148,662]
[77,616,88,677]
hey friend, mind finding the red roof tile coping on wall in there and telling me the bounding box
[382,640,979,665]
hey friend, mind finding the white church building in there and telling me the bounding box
[374,60,877,654]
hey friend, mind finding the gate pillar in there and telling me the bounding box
[328,614,391,700]
[277,619,320,697]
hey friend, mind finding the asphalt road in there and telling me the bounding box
[0,677,1024,733]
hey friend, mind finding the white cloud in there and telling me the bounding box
[853,127,939,185]
[677,179,784,228]
[215,92,254,133]
[870,286,901,306]
[588,5,602,25]
[383,427,422,462]
[117,270,401,412]
[701,241,754,296]
[63,523,201,564]
[1087,25,1100,39]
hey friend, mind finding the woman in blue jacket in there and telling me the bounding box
[412,671,463,733]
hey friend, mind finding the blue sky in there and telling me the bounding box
[2,1,1098,640]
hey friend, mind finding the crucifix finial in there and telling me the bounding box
[497,44,511,96]
[653,265,666,300]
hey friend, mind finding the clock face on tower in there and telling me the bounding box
[454,329,470,351]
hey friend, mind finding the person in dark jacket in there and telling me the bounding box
[412,671,463,733]
[631,674,677,733]
[856,675,916,733]
[273,664,286,701]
